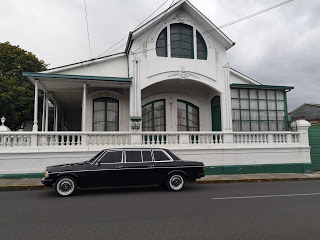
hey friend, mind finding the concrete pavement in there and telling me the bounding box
[1,172,320,191]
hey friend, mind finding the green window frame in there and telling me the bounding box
[170,23,194,59]
[92,97,119,131]
[177,100,199,131]
[156,27,167,57]
[196,31,207,60]
[231,88,288,131]
[142,99,166,131]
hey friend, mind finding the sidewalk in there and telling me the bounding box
[1,173,320,191]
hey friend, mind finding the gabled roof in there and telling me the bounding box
[126,0,235,54]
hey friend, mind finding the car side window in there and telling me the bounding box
[153,150,171,161]
[126,151,143,163]
[99,151,122,164]
[142,151,153,162]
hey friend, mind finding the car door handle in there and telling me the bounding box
[147,165,154,168]
[116,166,123,169]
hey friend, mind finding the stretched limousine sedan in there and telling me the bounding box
[42,148,205,197]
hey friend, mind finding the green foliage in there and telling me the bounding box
[0,42,47,130]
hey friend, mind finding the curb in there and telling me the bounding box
[1,177,320,192]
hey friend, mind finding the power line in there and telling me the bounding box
[83,0,93,59]
[131,0,294,55]
[133,0,175,54]
[96,0,171,58]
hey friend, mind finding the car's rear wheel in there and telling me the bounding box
[167,173,185,191]
[55,176,77,197]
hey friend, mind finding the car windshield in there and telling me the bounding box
[86,151,105,163]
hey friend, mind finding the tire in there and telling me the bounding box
[166,173,185,191]
[55,176,77,197]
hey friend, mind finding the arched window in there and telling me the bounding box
[177,100,199,131]
[170,23,194,59]
[196,31,207,60]
[142,99,166,131]
[93,97,119,131]
[156,27,167,57]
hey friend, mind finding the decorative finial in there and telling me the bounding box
[1,116,5,125]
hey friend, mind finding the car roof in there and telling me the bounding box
[102,148,170,151]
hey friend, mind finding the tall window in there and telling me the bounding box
[93,98,119,131]
[142,100,166,131]
[196,31,207,60]
[170,23,194,59]
[177,100,199,131]
[156,27,167,57]
[231,88,288,131]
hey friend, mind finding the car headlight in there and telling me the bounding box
[44,171,49,178]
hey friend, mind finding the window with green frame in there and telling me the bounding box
[177,100,199,131]
[156,27,167,57]
[142,100,166,131]
[196,31,207,60]
[93,97,119,131]
[231,88,288,131]
[170,23,194,59]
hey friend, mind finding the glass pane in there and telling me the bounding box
[232,121,241,131]
[231,89,239,98]
[240,100,249,109]
[258,90,266,99]
[156,28,167,57]
[100,151,122,163]
[259,111,268,120]
[94,110,104,123]
[278,121,286,131]
[251,110,259,120]
[269,121,277,131]
[251,121,259,131]
[268,111,277,120]
[277,101,285,110]
[232,110,240,120]
[107,122,117,131]
[250,100,258,110]
[153,151,170,161]
[242,121,250,131]
[268,100,276,110]
[126,151,142,163]
[232,99,240,109]
[177,101,187,131]
[267,90,275,100]
[196,31,207,60]
[142,151,153,162]
[94,122,104,131]
[276,91,284,100]
[142,103,152,131]
[240,89,248,98]
[241,110,250,120]
[260,121,268,131]
[277,111,285,121]
[107,101,118,112]
[107,111,117,123]
[249,89,257,99]
[259,100,267,110]
[94,102,105,111]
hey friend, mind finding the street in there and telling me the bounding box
[1,181,320,240]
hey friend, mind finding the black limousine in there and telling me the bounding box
[42,148,205,197]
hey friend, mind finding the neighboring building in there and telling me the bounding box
[0,0,312,175]
[290,104,320,125]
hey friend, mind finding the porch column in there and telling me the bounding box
[221,64,233,132]
[45,94,49,131]
[32,80,39,132]
[41,92,46,131]
[81,83,87,131]
[54,104,58,131]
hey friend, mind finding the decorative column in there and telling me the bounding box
[221,64,233,144]
[81,83,87,131]
[296,120,311,147]
[54,104,58,131]
[45,94,49,131]
[41,92,46,131]
[32,80,39,132]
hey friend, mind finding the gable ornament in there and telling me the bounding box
[168,66,200,79]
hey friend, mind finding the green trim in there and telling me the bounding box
[93,97,119,131]
[0,173,44,179]
[130,117,143,121]
[284,91,289,131]
[142,99,166,131]
[205,163,313,175]
[230,84,294,90]
[23,72,132,83]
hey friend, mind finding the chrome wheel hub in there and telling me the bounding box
[169,175,184,190]
[57,178,74,196]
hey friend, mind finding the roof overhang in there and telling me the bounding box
[230,83,294,91]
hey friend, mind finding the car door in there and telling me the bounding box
[123,150,155,185]
[89,150,124,187]
[152,150,175,183]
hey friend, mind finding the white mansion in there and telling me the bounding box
[0,0,311,175]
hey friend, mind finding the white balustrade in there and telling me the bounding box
[87,132,131,146]
[188,132,223,144]
[141,132,179,145]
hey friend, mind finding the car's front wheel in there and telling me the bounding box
[55,176,77,197]
[167,173,185,191]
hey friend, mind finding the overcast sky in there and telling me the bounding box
[1,0,319,111]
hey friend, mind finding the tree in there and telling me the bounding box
[0,42,47,130]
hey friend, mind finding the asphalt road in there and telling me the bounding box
[1,181,320,240]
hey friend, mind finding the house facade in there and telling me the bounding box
[0,0,312,175]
